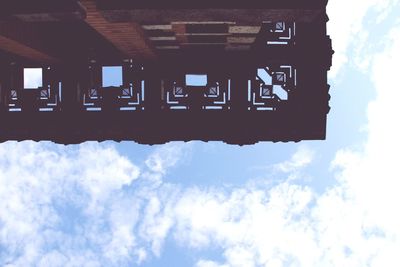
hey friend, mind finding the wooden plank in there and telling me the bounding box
[0,21,59,63]
[171,23,187,44]
[96,0,328,9]
[227,37,256,44]
[229,26,261,34]
[0,35,57,63]
[0,0,82,17]
[100,9,324,24]
[80,0,156,59]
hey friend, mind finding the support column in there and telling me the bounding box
[60,64,84,113]
[0,62,8,112]
[143,63,162,113]
[230,67,251,111]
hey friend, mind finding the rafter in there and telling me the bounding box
[80,0,156,59]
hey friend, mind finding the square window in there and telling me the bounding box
[24,68,43,89]
[186,74,207,86]
[102,66,123,87]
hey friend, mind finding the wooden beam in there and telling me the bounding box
[95,0,328,9]
[0,21,59,63]
[0,0,85,22]
[79,0,156,59]
[99,9,324,24]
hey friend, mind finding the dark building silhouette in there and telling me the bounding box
[0,0,333,145]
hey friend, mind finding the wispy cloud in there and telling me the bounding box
[273,146,315,173]
[327,0,399,77]
[145,143,190,175]
[0,141,192,267]
[0,142,141,266]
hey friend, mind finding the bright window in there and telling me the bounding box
[185,74,207,86]
[24,68,43,89]
[102,66,123,87]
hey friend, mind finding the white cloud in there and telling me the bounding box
[196,259,227,267]
[327,0,399,77]
[0,142,140,267]
[138,192,175,256]
[0,141,192,267]
[331,23,400,243]
[143,142,191,186]
[145,142,189,175]
[171,182,317,267]
[273,146,314,173]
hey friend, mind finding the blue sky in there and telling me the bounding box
[1,0,400,266]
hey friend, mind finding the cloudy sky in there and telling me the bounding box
[1,0,400,266]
